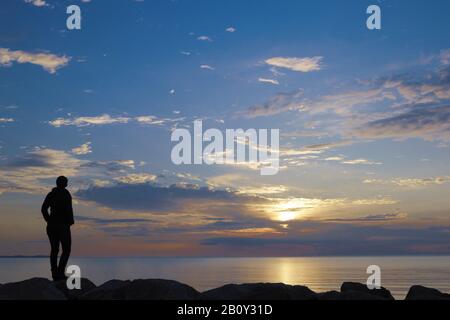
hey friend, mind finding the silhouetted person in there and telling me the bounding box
[41,176,74,281]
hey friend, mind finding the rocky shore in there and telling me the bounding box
[0,278,449,300]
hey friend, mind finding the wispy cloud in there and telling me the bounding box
[49,114,130,127]
[237,89,304,118]
[265,56,323,72]
[197,35,212,42]
[0,147,143,195]
[0,148,83,194]
[76,215,152,225]
[325,211,407,222]
[49,114,182,128]
[240,55,450,146]
[135,116,171,125]
[341,158,381,165]
[0,48,69,73]
[114,173,158,184]
[364,176,450,188]
[258,77,279,85]
[200,64,215,70]
[225,27,236,33]
[0,118,14,123]
[353,105,450,141]
[71,142,92,155]
[24,0,47,7]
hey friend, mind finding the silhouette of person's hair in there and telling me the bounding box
[41,176,74,281]
[56,176,68,188]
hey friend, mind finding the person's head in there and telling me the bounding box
[56,176,68,189]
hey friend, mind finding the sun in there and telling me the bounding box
[271,198,312,221]
[278,211,297,222]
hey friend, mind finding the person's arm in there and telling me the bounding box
[41,193,51,222]
[68,192,74,226]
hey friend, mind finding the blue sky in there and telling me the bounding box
[0,0,449,256]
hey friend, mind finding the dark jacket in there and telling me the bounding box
[41,187,74,226]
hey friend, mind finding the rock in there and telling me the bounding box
[317,290,342,300]
[405,285,450,300]
[0,278,66,300]
[340,282,394,300]
[201,283,317,300]
[54,278,96,300]
[81,280,129,299]
[81,279,200,300]
[319,290,387,300]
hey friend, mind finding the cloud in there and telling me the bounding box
[324,156,345,161]
[76,215,152,225]
[114,173,158,184]
[265,56,323,72]
[49,114,131,127]
[200,64,214,70]
[135,116,173,125]
[71,142,92,155]
[239,56,450,145]
[341,158,381,165]
[24,0,47,7]
[237,89,304,118]
[281,130,329,138]
[258,78,279,85]
[352,105,450,141]
[303,140,354,151]
[76,183,248,212]
[225,27,236,33]
[0,147,143,195]
[363,176,450,188]
[0,48,69,73]
[307,88,396,116]
[197,36,212,42]
[49,114,181,128]
[441,49,450,65]
[81,159,136,173]
[325,211,407,222]
[0,118,14,123]
[0,148,83,194]
[237,87,394,119]
[2,105,18,110]
[199,225,450,255]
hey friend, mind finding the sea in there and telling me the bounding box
[1,256,449,299]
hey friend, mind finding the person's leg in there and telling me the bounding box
[58,226,72,278]
[46,225,60,280]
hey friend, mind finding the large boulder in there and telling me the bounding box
[54,278,96,300]
[319,290,388,300]
[81,279,200,300]
[405,285,450,300]
[201,283,317,300]
[0,278,66,300]
[81,280,128,299]
[339,282,394,300]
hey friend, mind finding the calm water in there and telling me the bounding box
[1,256,449,299]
